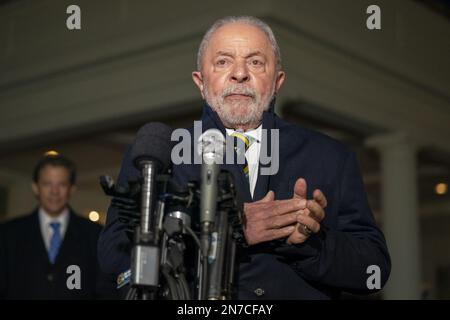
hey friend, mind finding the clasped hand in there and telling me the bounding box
[243,178,327,245]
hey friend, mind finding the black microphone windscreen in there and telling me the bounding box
[131,122,173,172]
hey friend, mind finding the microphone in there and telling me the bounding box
[129,122,173,292]
[198,129,225,227]
[131,122,173,237]
[197,128,225,299]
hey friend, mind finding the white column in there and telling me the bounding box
[367,133,421,300]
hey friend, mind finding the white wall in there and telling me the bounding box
[1,0,449,151]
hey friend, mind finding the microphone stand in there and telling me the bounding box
[130,160,160,300]
[128,173,195,300]
[102,166,241,300]
[205,170,241,300]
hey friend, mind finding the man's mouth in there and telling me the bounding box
[225,93,253,99]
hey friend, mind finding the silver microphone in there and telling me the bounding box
[197,128,225,299]
[198,129,225,226]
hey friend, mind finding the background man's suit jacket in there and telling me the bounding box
[0,209,118,299]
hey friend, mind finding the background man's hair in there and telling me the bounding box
[32,154,77,185]
[197,16,282,71]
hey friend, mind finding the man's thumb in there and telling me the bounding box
[293,178,307,199]
[260,190,275,202]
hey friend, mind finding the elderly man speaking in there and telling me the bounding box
[98,16,391,299]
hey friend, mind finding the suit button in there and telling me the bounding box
[254,288,265,297]
[47,274,54,282]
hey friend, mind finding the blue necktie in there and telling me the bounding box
[48,222,62,264]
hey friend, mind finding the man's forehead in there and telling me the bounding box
[214,49,267,58]
[40,165,70,177]
[207,23,271,54]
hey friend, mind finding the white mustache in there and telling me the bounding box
[221,86,256,99]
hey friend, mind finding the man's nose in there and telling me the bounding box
[230,61,250,83]
[50,185,60,195]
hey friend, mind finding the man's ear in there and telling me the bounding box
[69,185,77,195]
[274,71,286,93]
[31,182,39,196]
[192,71,206,99]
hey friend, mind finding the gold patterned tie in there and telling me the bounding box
[229,131,256,179]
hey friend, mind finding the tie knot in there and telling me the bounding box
[49,222,60,232]
[229,132,256,153]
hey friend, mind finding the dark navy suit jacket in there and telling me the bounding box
[98,105,390,299]
[0,209,118,299]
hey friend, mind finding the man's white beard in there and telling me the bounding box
[204,83,275,129]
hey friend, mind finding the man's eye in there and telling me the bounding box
[216,59,227,66]
[251,59,263,66]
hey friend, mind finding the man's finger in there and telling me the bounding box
[297,214,321,234]
[313,189,327,208]
[293,178,307,199]
[306,200,325,222]
[248,198,305,218]
[286,226,308,245]
[296,222,313,237]
[244,198,305,223]
[271,198,306,217]
[264,213,299,230]
[264,225,296,242]
[260,190,275,203]
[244,191,275,211]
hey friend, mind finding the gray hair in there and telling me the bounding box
[196,16,282,71]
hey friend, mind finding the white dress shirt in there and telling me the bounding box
[38,207,70,252]
[226,125,262,198]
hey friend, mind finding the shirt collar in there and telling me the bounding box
[201,103,275,137]
[38,207,70,229]
[225,125,262,144]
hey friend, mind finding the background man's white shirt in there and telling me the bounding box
[38,207,69,252]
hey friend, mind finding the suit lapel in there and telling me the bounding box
[252,111,276,201]
[30,210,52,265]
[55,210,80,266]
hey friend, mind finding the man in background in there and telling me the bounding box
[0,154,117,299]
